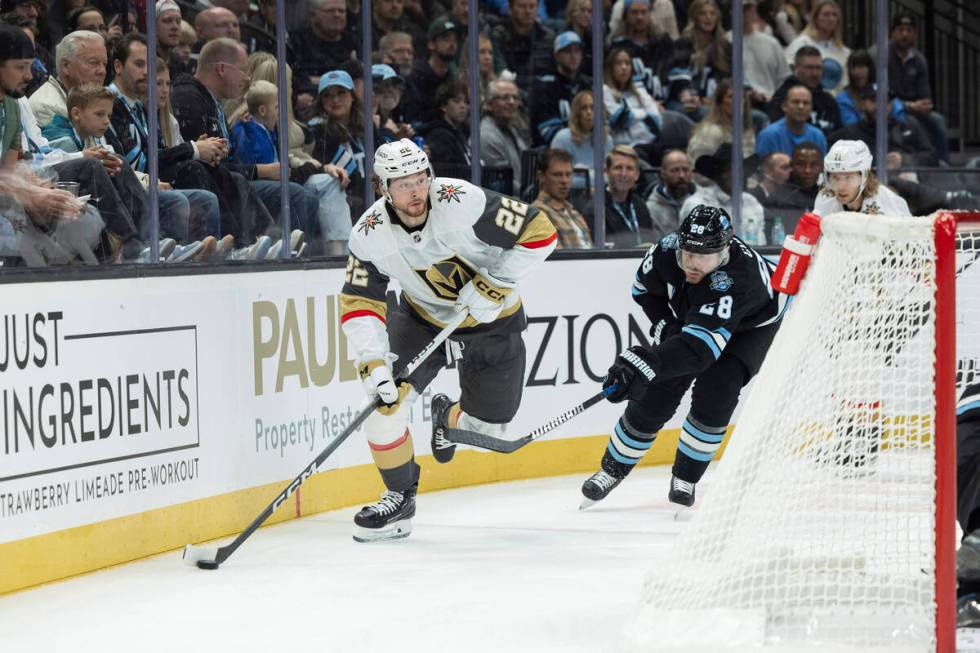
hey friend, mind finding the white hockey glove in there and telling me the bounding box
[456,270,515,323]
[358,354,399,405]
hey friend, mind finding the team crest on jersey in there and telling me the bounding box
[416,255,477,299]
[709,270,734,292]
[436,183,465,204]
[862,201,882,215]
[660,233,679,250]
[356,210,383,235]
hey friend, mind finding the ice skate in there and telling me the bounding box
[430,393,457,463]
[579,470,623,509]
[668,475,696,507]
[353,487,416,542]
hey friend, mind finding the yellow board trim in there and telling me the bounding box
[0,426,732,595]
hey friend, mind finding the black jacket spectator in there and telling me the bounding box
[242,13,278,55]
[287,28,358,98]
[583,188,656,249]
[768,74,841,135]
[829,115,937,167]
[888,41,931,103]
[403,59,450,127]
[529,67,592,147]
[610,34,674,99]
[490,20,555,92]
[422,117,470,167]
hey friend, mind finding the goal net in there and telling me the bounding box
[622,212,980,653]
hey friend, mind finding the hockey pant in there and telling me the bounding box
[601,322,779,484]
[959,409,980,535]
[364,301,526,493]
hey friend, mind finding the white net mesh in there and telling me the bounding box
[623,213,980,653]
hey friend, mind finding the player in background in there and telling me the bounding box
[580,206,789,508]
[958,382,980,589]
[814,140,912,217]
[340,139,557,542]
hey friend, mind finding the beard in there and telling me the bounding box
[5,87,26,99]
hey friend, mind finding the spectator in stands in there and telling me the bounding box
[759,141,822,219]
[310,69,368,224]
[828,84,937,168]
[529,31,591,147]
[379,31,414,77]
[604,46,661,160]
[740,0,791,108]
[687,78,755,163]
[769,0,810,46]
[561,0,595,77]
[757,84,827,157]
[195,7,241,45]
[682,143,766,243]
[0,11,52,97]
[888,11,950,163]
[155,1,186,80]
[44,0,85,46]
[682,0,730,100]
[174,20,197,73]
[748,150,791,203]
[30,29,105,128]
[836,49,905,127]
[240,0,276,55]
[373,64,412,142]
[531,148,593,249]
[0,0,39,32]
[422,79,470,167]
[480,78,526,196]
[584,144,656,248]
[457,33,497,107]
[65,6,115,43]
[608,0,675,100]
[551,89,613,191]
[371,0,424,52]
[490,0,554,93]
[646,148,695,239]
[288,0,357,104]
[784,0,849,93]
[769,46,840,134]
[403,19,458,127]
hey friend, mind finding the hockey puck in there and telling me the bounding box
[197,560,220,570]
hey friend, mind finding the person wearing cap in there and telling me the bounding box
[528,30,591,148]
[783,0,850,94]
[154,1,187,81]
[888,10,950,163]
[608,0,675,100]
[681,143,767,244]
[0,11,54,98]
[489,0,554,93]
[757,84,827,158]
[402,19,458,127]
[373,63,412,143]
[287,0,357,101]
[29,29,107,130]
[768,45,841,135]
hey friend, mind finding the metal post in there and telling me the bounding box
[731,0,744,238]
[362,0,374,211]
[275,0,291,258]
[146,1,160,262]
[590,0,605,248]
[467,0,481,185]
[875,0,889,185]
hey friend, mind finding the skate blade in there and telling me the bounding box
[352,519,413,543]
[673,506,695,522]
[579,497,598,510]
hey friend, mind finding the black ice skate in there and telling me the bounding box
[668,475,696,507]
[579,470,624,509]
[353,486,416,542]
[430,393,457,464]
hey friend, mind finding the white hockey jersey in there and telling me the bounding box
[813,184,912,218]
[339,178,558,363]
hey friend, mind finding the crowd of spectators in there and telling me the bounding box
[0,0,974,267]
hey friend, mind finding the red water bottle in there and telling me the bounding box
[772,213,822,295]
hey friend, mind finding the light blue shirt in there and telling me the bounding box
[755,118,828,158]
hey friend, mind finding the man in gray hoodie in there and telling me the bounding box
[646,149,694,240]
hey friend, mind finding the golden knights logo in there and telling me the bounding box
[416,256,476,299]
[356,210,383,235]
[862,201,882,215]
[436,183,465,204]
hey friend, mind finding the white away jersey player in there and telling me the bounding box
[813,185,911,218]
[339,177,558,363]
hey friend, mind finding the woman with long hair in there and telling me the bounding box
[604,46,662,156]
[681,0,731,100]
[563,0,595,76]
[687,79,755,164]
[764,0,811,46]
[551,90,614,190]
[785,0,850,92]
[836,49,905,126]
[456,33,498,108]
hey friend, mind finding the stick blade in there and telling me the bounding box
[182,543,219,568]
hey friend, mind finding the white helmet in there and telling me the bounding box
[824,140,873,174]
[373,138,433,203]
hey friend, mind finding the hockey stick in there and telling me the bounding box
[182,309,469,570]
[443,385,616,454]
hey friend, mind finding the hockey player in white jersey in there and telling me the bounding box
[814,140,912,217]
[339,139,558,542]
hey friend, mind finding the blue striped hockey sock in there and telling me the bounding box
[673,414,727,482]
[601,415,657,478]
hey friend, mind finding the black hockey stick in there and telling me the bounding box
[182,310,469,570]
[444,385,616,454]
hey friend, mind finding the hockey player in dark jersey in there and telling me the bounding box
[958,382,980,592]
[339,139,557,542]
[580,204,790,508]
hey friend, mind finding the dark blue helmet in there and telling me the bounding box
[678,205,734,254]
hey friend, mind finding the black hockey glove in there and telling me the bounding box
[603,346,658,403]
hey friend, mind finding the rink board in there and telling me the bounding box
[0,256,732,594]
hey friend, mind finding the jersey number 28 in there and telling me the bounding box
[699,295,733,319]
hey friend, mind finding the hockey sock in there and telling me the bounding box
[370,428,420,491]
[673,415,727,483]
[601,415,657,478]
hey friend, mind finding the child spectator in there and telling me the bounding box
[46,82,115,152]
[231,80,280,167]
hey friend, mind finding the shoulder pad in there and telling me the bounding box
[349,201,395,260]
